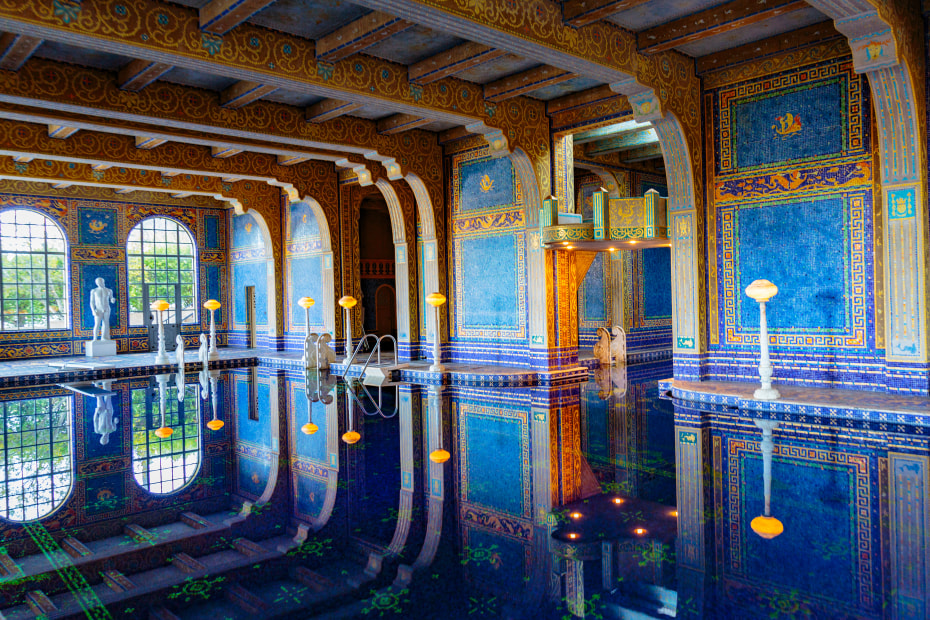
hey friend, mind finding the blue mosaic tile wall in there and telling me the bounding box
[284,200,330,351]
[229,211,270,347]
[448,145,529,367]
[705,55,899,392]
[0,192,228,359]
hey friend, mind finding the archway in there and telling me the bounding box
[229,207,277,348]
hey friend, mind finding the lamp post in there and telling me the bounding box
[203,299,221,359]
[745,279,780,400]
[426,292,446,373]
[298,296,315,366]
[750,419,783,539]
[338,295,358,358]
[151,300,170,365]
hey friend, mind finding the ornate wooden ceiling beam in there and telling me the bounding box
[695,20,843,74]
[135,136,167,149]
[562,0,652,28]
[408,41,507,84]
[211,146,243,158]
[305,99,364,123]
[584,127,657,156]
[0,33,41,71]
[118,59,174,91]
[484,65,575,102]
[638,0,809,54]
[377,114,432,134]
[220,80,278,109]
[47,125,78,139]
[618,143,662,162]
[316,11,413,62]
[200,0,278,35]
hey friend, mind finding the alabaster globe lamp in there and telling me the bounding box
[745,280,780,400]
[426,292,447,373]
[338,295,358,358]
[203,299,221,359]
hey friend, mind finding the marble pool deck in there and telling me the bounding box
[659,378,930,427]
[0,347,586,388]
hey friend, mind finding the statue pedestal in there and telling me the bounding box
[85,340,117,357]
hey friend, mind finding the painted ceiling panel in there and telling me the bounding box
[249,0,371,41]
[676,8,829,57]
[160,67,239,92]
[263,90,325,108]
[420,120,458,132]
[606,0,727,31]
[453,55,540,85]
[347,104,396,120]
[527,76,604,101]
[364,26,465,66]
[33,40,130,71]
[164,0,211,8]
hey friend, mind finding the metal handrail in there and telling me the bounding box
[359,335,398,377]
[340,333,379,375]
[342,377,397,418]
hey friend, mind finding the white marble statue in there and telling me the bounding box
[198,333,209,364]
[89,277,116,341]
[610,326,627,366]
[316,333,335,370]
[93,380,117,445]
[593,327,612,366]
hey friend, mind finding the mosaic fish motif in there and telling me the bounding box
[88,219,107,232]
[479,174,494,193]
[715,162,870,201]
[773,112,802,136]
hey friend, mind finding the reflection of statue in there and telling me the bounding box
[89,277,116,341]
[316,333,335,370]
[198,333,208,364]
[93,380,117,445]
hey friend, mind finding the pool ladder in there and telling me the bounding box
[340,334,402,383]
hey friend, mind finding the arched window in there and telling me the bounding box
[127,217,197,326]
[131,379,201,494]
[0,395,72,521]
[0,209,68,331]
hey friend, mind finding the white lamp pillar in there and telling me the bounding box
[338,295,358,358]
[203,299,221,359]
[298,296,315,366]
[745,279,780,400]
[151,300,170,365]
[426,293,446,373]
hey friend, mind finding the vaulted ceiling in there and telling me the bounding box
[0,0,842,173]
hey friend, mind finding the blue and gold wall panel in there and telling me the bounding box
[705,55,892,391]
[229,211,269,346]
[448,144,530,366]
[285,200,328,350]
[0,191,228,359]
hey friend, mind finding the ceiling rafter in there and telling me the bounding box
[408,41,508,84]
[377,113,432,134]
[305,99,364,123]
[562,0,652,28]
[584,127,658,156]
[118,59,173,91]
[695,19,843,74]
[619,143,663,162]
[220,80,278,109]
[316,11,414,62]
[200,0,278,35]
[135,136,166,149]
[484,65,576,102]
[47,125,78,139]
[638,0,809,54]
[0,33,41,71]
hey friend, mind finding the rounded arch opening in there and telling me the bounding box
[126,216,199,327]
[0,207,70,332]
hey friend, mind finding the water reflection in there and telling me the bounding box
[0,363,927,620]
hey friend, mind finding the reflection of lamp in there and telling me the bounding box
[751,419,783,539]
[301,368,319,435]
[426,292,446,373]
[151,300,170,365]
[428,386,449,464]
[342,393,360,444]
[745,280,780,400]
[298,297,316,366]
[203,299,221,360]
[154,373,173,438]
[338,295,358,358]
[206,370,223,430]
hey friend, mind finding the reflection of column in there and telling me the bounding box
[888,453,929,618]
[565,559,584,617]
[386,389,415,557]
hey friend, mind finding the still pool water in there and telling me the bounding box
[0,360,926,619]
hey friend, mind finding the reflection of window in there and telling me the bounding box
[0,395,72,521]
[126,217,197,326]
[131,379,200,494]
[0,209,68,331]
